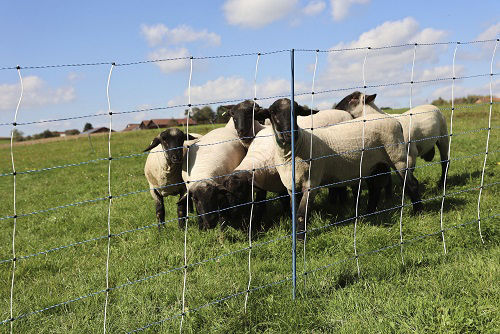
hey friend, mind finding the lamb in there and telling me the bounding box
[219,108,354,229]
[144,128,200,231]
[265,98,422,240]
[179,100,268,229]
[336,91,449,186]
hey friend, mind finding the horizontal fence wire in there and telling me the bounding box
[1,122,498,223]
[0,74,496,128]
[1,38,497,71]
[126,212,499,333]
[1,209,497,328]
[1,102,497,178]
[1,151,497,266]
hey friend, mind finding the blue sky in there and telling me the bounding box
[0,0,499,136]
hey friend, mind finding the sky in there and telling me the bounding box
[0,0,499,136]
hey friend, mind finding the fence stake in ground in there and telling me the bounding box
[290,48,297,299]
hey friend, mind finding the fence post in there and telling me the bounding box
[290,48,297,300]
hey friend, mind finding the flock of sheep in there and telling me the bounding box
[144,92,449,239]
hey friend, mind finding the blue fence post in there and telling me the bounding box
[290,48,297,300]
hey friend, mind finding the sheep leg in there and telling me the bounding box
[176,190,192,229]
[251,189,267,231]
[366,178,381,214]
[436,140,449,188]
[295,188,317,241]
[279,190,290,212]
[384,175,393,200]
[153,189,165,232]
[400,172,423,213]
[328,186,347,204]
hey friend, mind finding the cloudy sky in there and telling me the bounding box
[0,0,499,136]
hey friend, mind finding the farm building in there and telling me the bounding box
[138,118,197,129]
[81,127,115,135]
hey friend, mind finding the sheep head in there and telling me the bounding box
[189,180,230,230]
[224,100,262,147]
[336,91,377,118]
[144,128,196,164]
[265,98,312,146]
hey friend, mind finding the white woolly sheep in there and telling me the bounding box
[144,128,200,231]
[266,98,422,240]
[336,91,449,186]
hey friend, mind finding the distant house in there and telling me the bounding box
[475,96,500,104]
[139,118,197,130]
[53,131,66,137]
[123,123,140,132]
[81,127,115,135]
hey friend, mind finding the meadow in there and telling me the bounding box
[0,104,498,333]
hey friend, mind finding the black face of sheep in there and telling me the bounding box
[336,91,377,116]
[144,128,196,164]
[266,98,312,146]
[219,172,253,223]
[190,182,229,230]
[227,100,262,146]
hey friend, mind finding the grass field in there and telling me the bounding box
[0,105,498,333]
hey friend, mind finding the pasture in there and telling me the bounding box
[0,104,498,333]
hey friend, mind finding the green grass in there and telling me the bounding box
[0,106,498,333]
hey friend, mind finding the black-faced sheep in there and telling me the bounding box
[265,98,422,240]
[336,91,449,187]
[144,128,199,231]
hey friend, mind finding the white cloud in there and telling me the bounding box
[477,22,500,41]
[0,76,75,112]
[303,0,326,16]
[141,24,169,46]
[320,18,447,89]
[223,0,298,28]
[430,79,500,101]
[167,76,308,106]
[417,65,465,83]
[141,24,221,47]
[148,47,191,74]
[330,0,370,21]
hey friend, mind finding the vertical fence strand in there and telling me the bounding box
[180,56,193,333]
[244,53,260,312]
[9,66,23,334]
[303,50,319,291]
[353,47,370,278]
[477,39,498,243]
[439,42,460,254]
[103,62,115,333]
[397,44,417,265]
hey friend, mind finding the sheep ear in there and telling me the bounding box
[187,134,197,141]
[254,108,270,121]
[144,137,161,152]
[336,92,357,110]
[219,104,235,116]
[296,104,314,116]
[365,94,377,104]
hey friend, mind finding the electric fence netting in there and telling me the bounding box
[0,38,498,332]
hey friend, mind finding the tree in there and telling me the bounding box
[185,106,215,124]
[65,129,80,135]
[83,123,93,132]
[12,129,24,142]
[431,97,447,106]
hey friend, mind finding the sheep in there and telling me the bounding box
[265,98,422,240]
[336,91,449,186]
[144,128,200,231]
[178,100,272,230]
[219,108,355,229]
